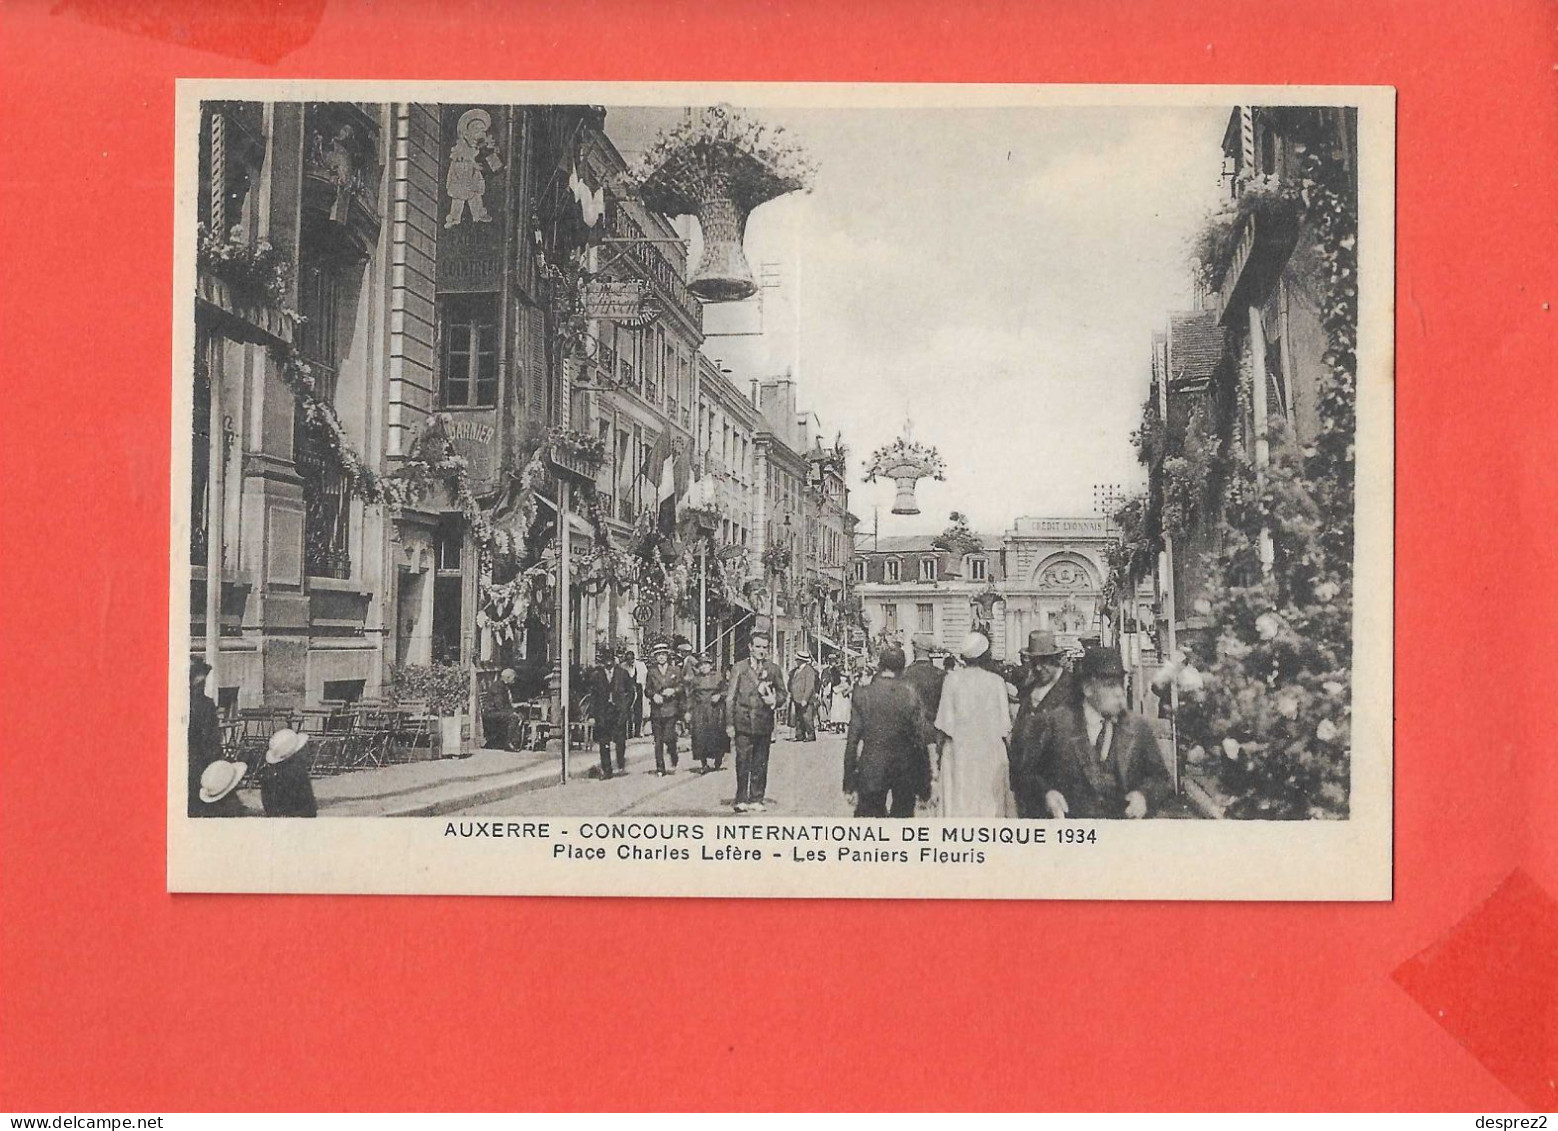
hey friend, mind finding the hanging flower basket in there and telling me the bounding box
[632,105,816,303]
[864,438,947,516]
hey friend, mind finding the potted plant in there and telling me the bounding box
[389,662,471,758]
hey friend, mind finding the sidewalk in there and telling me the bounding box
[251,733,660,817]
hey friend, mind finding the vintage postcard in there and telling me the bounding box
[168,80,1393,899]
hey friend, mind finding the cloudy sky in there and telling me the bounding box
[606,103,1230,539]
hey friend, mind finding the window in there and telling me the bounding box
[919,557,937,582]
[966,556,988,581]
[916,604,934,633]
[322,679,365,704]
[852,559,866,583]
[440,293,499,408]
[884,559,901,584]
[435,518,463,571]
[882,604,898,633]
[296,256,351,579]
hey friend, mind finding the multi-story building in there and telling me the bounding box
[692,353,761,665]
[1148,105,1358,651]
[747,374,856,670]
[573,113,706,658]
[853,516,1120,662]
[189,99,669,710]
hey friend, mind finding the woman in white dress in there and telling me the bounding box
[828,668,855,731]
[932,632,1015,817]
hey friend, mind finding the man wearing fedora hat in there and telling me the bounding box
[787,650,820,742]
[1008,630,1077,816]
[259,728,318,818]
[1020,646,1171,820]
[900,632,947,734]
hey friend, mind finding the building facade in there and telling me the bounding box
[854,516,1120,662]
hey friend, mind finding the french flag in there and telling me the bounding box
[640,431,690,536]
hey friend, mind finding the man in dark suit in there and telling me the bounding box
[842,646,932,818]
[899,632,947,733]
[1021,646,1172,819]
[589,648,635,779]
[723,631,786,813]
[788,651,820,742]
[1008,630,1078,815]
[481,668,522,752]
[645,640,684,776]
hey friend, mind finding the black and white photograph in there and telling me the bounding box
[170,82,1393,898]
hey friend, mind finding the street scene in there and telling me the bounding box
[184,95,1365,825]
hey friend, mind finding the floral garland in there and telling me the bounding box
[632,105,817,217]
[761,544,793,574]
[544,425,607,470]
[863,437,947,482]
[197,222,292,310]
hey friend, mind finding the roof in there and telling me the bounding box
[1167,309,1222,390]
[853,534,999,554]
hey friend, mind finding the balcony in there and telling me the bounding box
[607,206,704,336]
[301,102,383,260]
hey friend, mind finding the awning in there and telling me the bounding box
[815,633,863,658]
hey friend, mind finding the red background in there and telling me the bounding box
[2,0,1554,1112]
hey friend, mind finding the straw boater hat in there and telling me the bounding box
[651,640,671,656]
[265,728,310,765]
[1020,630,1065,660]
[198,760,246,804]
[958,632,991,661]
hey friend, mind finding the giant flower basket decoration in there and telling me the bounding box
[632,106,816,302]
[864,435,947,516]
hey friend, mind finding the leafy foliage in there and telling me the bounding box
[1137,119,1359,819]
[388,662,470,716]
[932,511,982,560]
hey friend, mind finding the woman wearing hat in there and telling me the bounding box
[187,656,225,817]
[259,728,317,818]
[195,758,250,818]
[686,653,728,773]
[931,631,1016,817]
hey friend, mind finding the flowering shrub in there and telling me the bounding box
[1132,117,1358,819]
[761,544,793,575]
